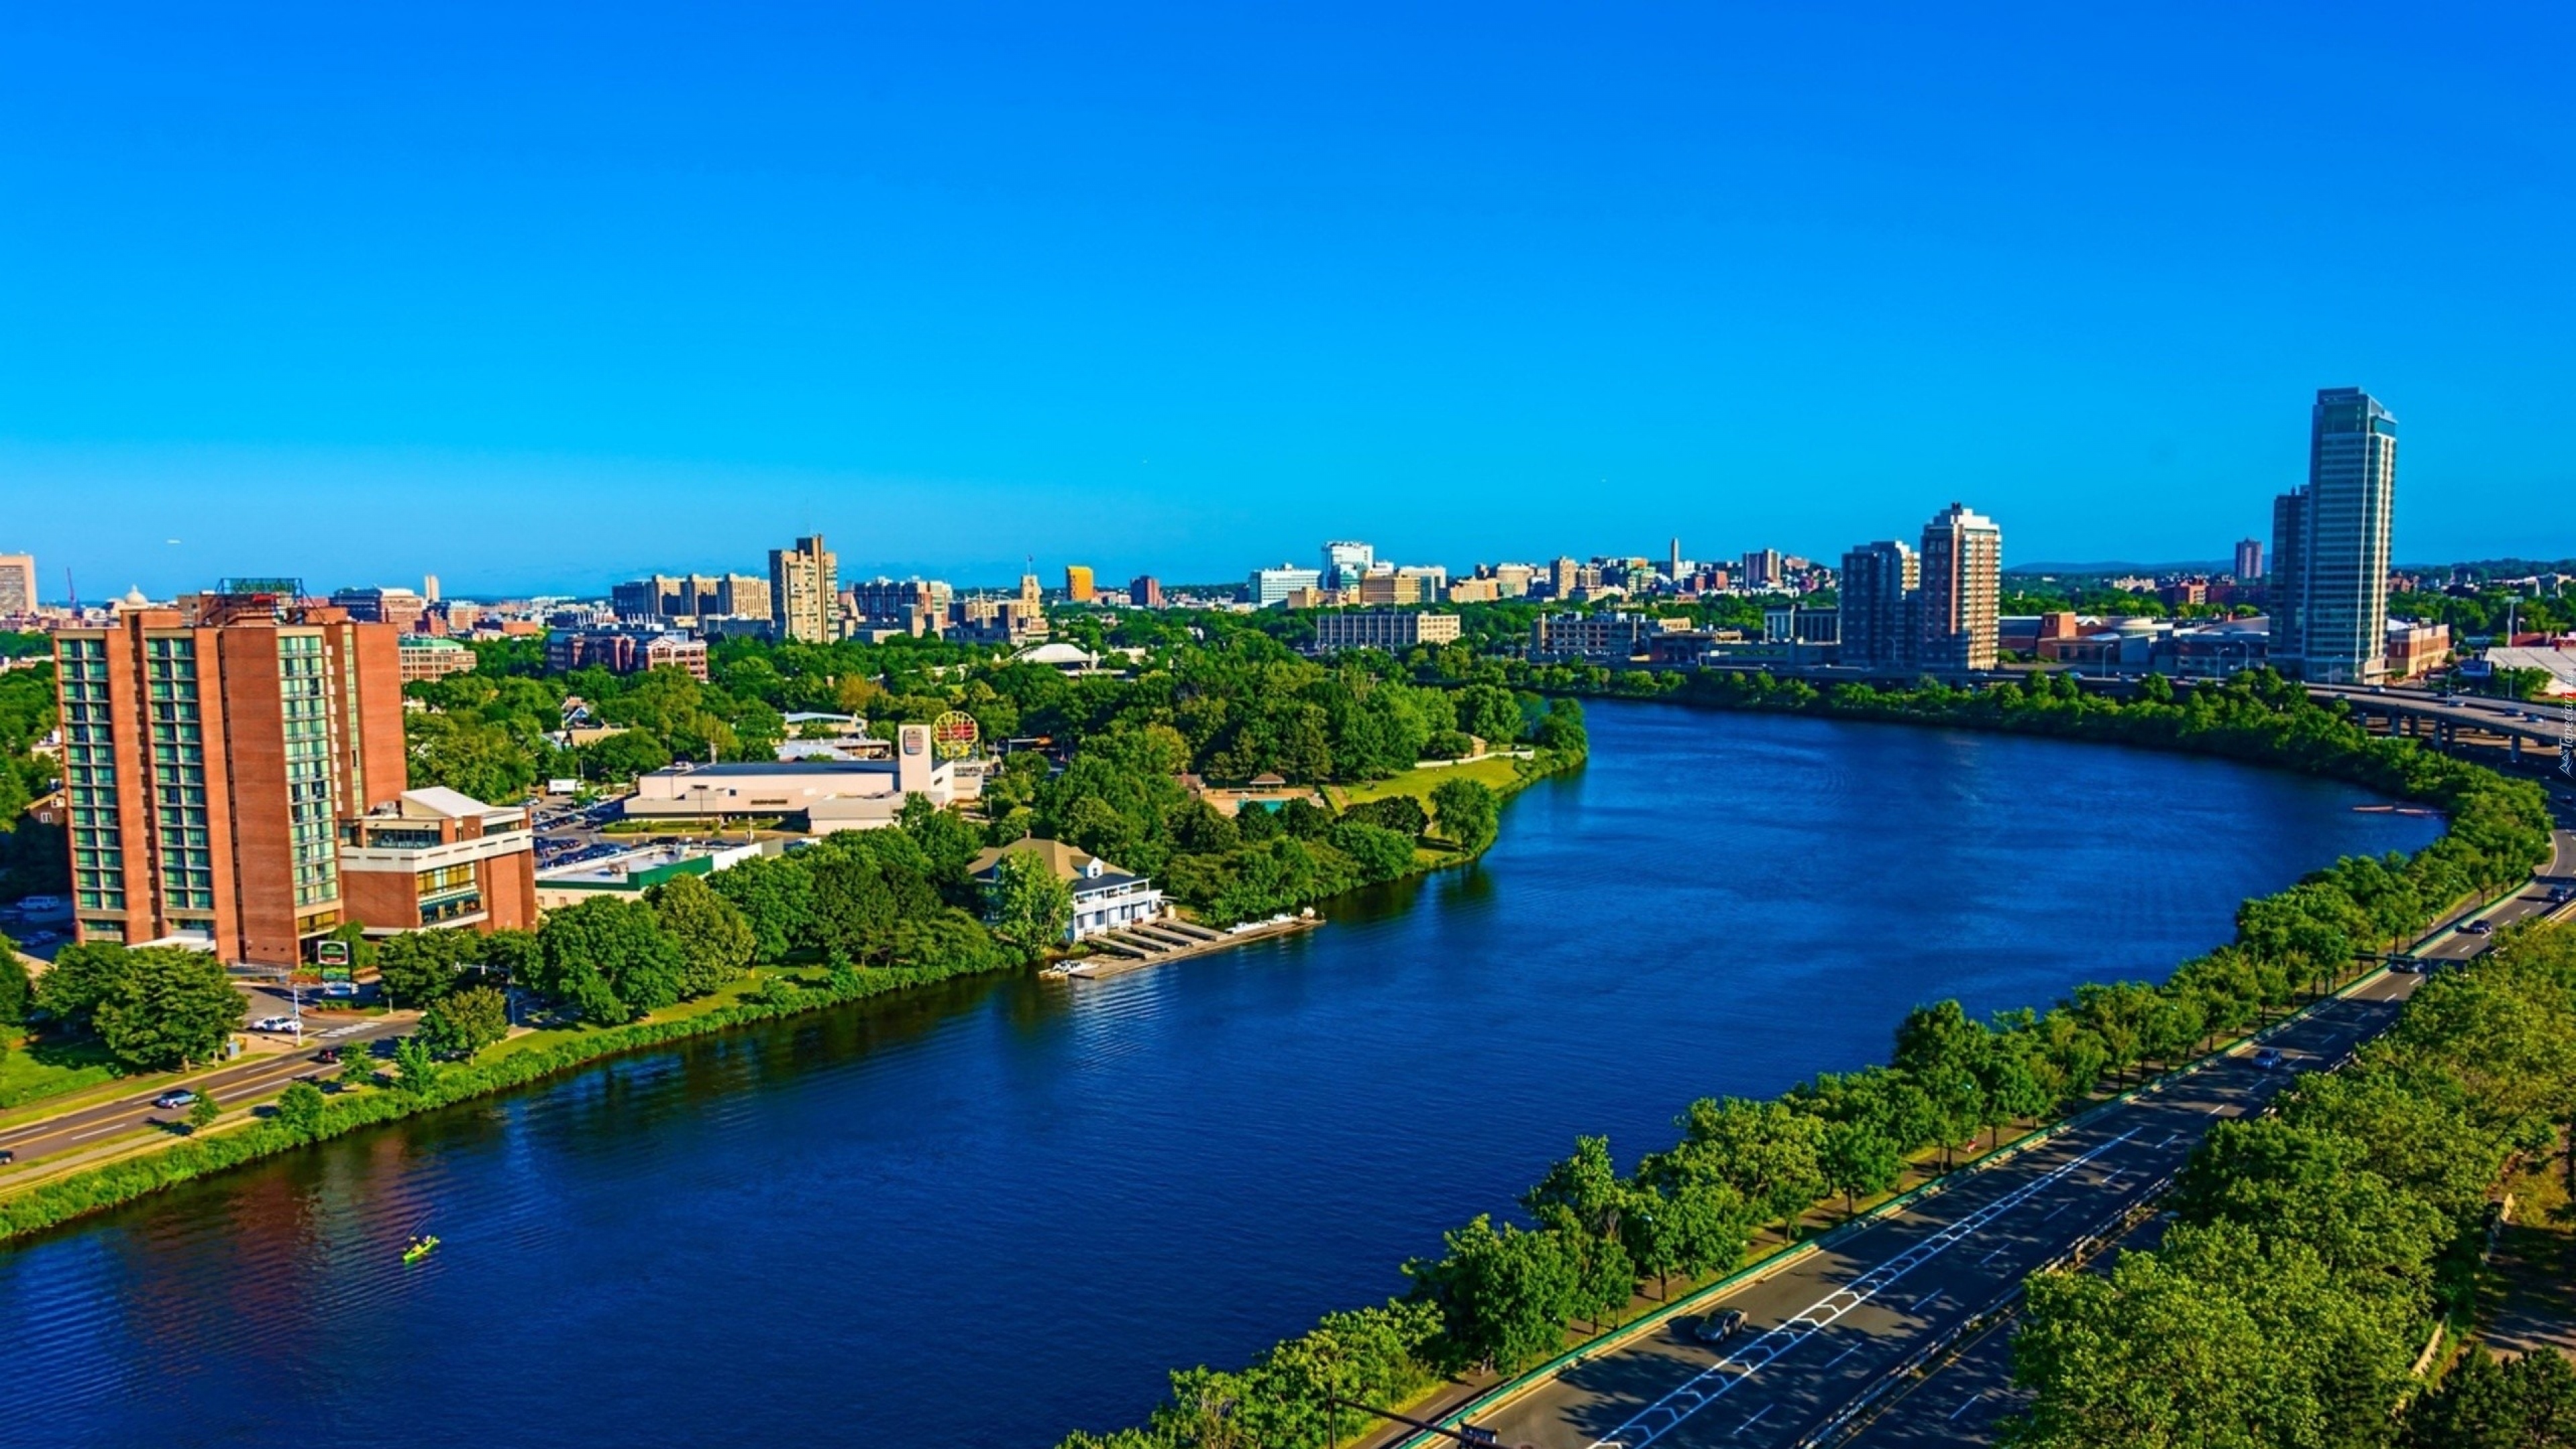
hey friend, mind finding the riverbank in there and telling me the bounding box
[0,743,1582,1242]
[1046,680,2555,1449]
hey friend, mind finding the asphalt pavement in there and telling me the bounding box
[1468,824,2575,1449]
[0,1003,409,1167]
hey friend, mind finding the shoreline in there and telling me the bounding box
[0,746,1582,1243]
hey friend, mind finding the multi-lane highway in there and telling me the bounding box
[0,1002,409,1167]
[1452,819,2575,1449]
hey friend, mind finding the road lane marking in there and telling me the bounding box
[1977,1246,2006,1265]
[1582,1130,2137,1449]
[1948,1391,1987,1421]
[1732,1405,1772,1436]
[72,1121,142,1140]
[2039,1201,2071,1221]
[1823,1341,1862,1368]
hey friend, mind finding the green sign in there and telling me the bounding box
[315,939,352,967]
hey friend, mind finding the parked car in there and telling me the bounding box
[321,981,358,999]
[154,1089,198,1110]
[250,1015,302,1033]
[2251,1046,2285,1070]
[1693,1308,1748,1345]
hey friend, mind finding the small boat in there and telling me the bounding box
[402,1234,440,1264]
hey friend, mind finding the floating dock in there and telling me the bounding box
[1051,914,1321,981]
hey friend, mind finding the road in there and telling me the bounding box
[1466,822,2575,1449]
[1831,819,2576,1448]
[2306,682,2572,751]
[0,1004,410,1167]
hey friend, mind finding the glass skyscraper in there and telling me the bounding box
[2271,388,2396,684]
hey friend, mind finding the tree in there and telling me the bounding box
[273,1080,328,1135]
[0,934,29,1025]
[1406,1214,1578,1373]
[1429,778,1501,855]
[649,871,756,995]
[392,1035,444,1093]
[34,941,134,1029]
[186,1092,220,1133]
[419,985,511,1058]
[2402,1346,2576,1448]
[1328,820,1415,883]
[374,930,467,1009]
[532,896,688,1022]
[709,853,816,963]
[93,949,244,1070]
[1455,684,1527,747]
[1819,1118,1904,1216]
[338,1042,376,1088]
[986,850,1075,958]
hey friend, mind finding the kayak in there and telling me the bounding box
[402,1235,440,1264]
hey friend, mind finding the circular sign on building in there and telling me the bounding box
[931,710,981,761]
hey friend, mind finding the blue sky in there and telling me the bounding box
[3,2,2569,598]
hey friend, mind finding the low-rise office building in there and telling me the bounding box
[339,787,540,934]
[398,636,479,682]
[533,840,764,909]
[1529,612,1684,662]
[625,722,969,832]
[545,629,710,680]
[1311,610,1463,655]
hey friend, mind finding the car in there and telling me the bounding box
[0,1148,14,1165]
[2251,1046,2285,1070]
[1693,1308,1748,1345]
[2461,919,2494,936]
[153,1089,198,1110]
[321,981,358,999]
[250,1015,302,1033]
[313,1046,340,1065]
[2548,886,2574,904]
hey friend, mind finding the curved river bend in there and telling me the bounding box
[3,704,2436,1449]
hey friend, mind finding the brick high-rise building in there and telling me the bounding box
[769,536,839,643]
[2233,537,2264,582]
[1916,503,2002,672]
[1127,575,1165,608]
[54,586,411,964]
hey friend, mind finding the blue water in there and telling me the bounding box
[2,703,2435,1448]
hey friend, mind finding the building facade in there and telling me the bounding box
[1127,575,1164,608]
[970,837,1166,943]
[397,636,479,682]
[1248,565,1324,608]
[329,586,429,633]
[1064,565,1096,603]
[1311,610,1464,655]
[1917,503,2002,672]
[54,588,409,964]
[2233,538,2264,581]
[2271,388,2396,684]
[769,535,839,643]
[339,788,539,935]
[1838,540,1919,670]
[1529,612,1678,662]
[0,553,36,619]
[1322,541,1375,590]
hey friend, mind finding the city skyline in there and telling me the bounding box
[6,5,2573,594]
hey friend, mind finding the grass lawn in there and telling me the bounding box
[0,1034,125,1112]
[1328,753,1531,808]
[478,971,780,1065]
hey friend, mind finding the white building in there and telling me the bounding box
[969,838,1167,943]
[626,722,973,833]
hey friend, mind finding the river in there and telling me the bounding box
[4,702,2437,1448]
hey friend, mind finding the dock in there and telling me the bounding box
[1050,912,1322,981]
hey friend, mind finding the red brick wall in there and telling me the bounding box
[479,847,537,932]
[216,626,301,965]
[341,869,422,932]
